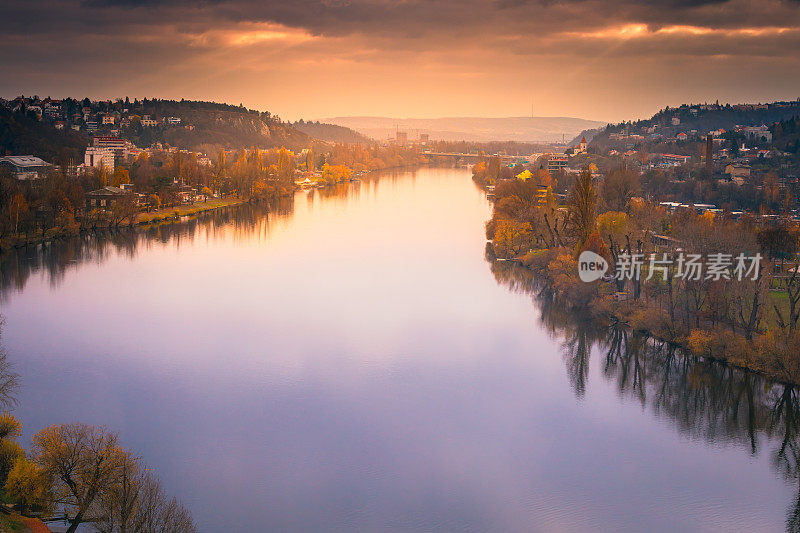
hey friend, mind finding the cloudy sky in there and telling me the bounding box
[2,0,799,122]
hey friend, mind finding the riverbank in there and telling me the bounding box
[135,197,247,225]
[0,197,248,251]
[506,247,799,383]
[477,167,800,386]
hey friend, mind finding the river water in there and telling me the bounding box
[0,167,797,531]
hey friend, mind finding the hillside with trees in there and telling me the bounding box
[0,97,311,157]
[291,120,371,143]
[115,99,310,152]
[590,100,800,154]
[0,106,88,162]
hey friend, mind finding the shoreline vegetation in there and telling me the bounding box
[474,157,800,385]
[0,143,428,252]
[0,197,249,251]
[0,323,197,532]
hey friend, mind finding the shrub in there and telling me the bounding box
[5,457,50,514]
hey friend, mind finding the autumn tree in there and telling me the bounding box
[277,147,295,185]
[0,413,24,486]
[304,148,314,172]
[0,328,21,488]
[601,165,640,212]
[568,167,597,248]
[108,194,139,227]
[493,219,533,258]
[597,211,631,248]
[5,457,50,514]
[486,156,501,185]
[212,149,227,195]
[32,423,126,533]
[112,167,130,187]
[8,193,28,235]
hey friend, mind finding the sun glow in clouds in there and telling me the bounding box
[571,24,797,40]
[186,23,316,48]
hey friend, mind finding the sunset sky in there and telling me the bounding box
[2,0,800,122]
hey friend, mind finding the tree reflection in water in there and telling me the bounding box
[490,259,800,532]
[0,199,298,301]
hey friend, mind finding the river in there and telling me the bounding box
[0,167,797,531]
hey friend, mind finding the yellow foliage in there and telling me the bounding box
[112,167,130,187]
[597,211,630,242]
[321,163,351,185]
[0,413,22,441]
[493,219,533,258]
[5,457,49,513]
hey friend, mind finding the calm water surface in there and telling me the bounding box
[0,167,798,532]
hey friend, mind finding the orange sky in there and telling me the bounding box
[2,0,799,122]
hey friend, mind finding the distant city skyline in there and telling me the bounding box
[2,0,800,123]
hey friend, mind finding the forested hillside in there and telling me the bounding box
[291,120,371,143]
[0,106,88,161]
[117,99,310,152]
[0,97,311,159]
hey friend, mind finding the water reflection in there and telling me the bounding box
[0,199,300,301]
[0,173,409,300]
[491,260,800,531]
[2,167,795,531]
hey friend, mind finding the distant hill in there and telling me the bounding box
[320,116,607,143]
[291,120,371,144]
[0,97,311,161]
[119,99,310,152]
[569,129,601,147]
[590,100,800,151]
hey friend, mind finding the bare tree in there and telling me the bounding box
[775,264,800,332]
[601,164,640,212]
[567,167,597,248]
[0,317,19,410]
[92,454,197,533]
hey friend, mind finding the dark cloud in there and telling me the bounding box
[3,0,798,39]
[0,0,798,119]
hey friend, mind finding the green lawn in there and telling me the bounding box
[136,198,245,224]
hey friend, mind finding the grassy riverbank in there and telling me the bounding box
[136,197,246,224]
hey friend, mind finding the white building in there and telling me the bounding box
[84,146,115,172]
[743,125,772,143]
[92,136,139,158]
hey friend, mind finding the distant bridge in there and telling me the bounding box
[422,152,548,164]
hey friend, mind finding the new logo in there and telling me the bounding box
[578,251,608,282]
